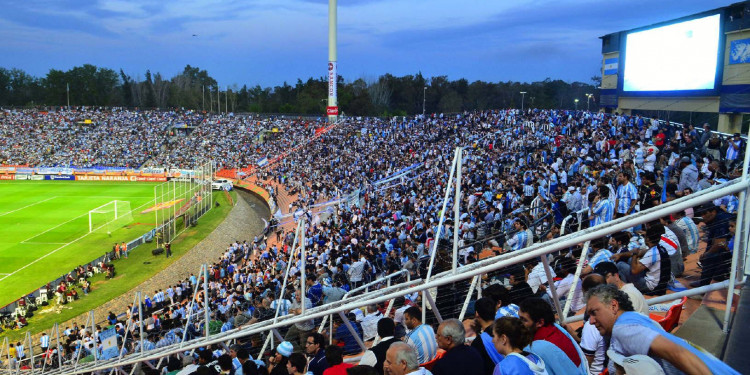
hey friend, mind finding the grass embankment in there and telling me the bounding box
[0,190,236,341]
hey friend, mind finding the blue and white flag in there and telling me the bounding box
[257,157,269,167]
[604,57,619,75]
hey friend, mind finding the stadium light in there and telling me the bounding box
[520,91,527,112]
[574,98,579,111]
[423,86,427,117]
[586,93,593,111]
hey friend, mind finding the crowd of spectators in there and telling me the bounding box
[1,107,745,374]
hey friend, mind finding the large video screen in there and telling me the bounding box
[623,13,721,92]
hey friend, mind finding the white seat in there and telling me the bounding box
[40,294,48,302]
[36,297,43,305]
[67,296,74,303]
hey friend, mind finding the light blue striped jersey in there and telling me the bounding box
[406,324,438,364]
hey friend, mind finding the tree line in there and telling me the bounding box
[0,64,601,116]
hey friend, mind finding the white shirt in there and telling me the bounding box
[359,336,394,367]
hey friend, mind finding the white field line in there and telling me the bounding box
[0,196,57,217]
[22,242,68,245]
[1,197,157,283]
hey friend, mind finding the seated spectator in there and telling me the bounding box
[402,306,437,364]
[472,298,504,375]
[617,224,671,295]
[268,341,293,375]
[287,352,307,375]
[361,304,384,342]
[593,262,649,316]
[518,298,586,375]
[306,333,329,375]
[346,366,378,375]
[432,319,483,375]
[383,342,433,375]
[359,318,400,375]
[332,314,363,355]
[492,317,547,375]
[542,256,585,314]
[323,345,353,375]
[586,284,739,374]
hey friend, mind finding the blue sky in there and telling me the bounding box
[0,0,736,87]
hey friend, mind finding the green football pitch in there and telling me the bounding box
[0,181,177,308]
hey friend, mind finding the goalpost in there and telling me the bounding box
[88,200,133,233]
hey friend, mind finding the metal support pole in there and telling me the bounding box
[562,241,590,321]
[453,147,463,274]
[426,148,459,281]
[138,292,145,353]
[24,331,33,375]
[724,126,750,332]
[541,255,565,322]
[423,290,443,324]
[338,311,366,352]
[90,311,97,365]
[301,218,307,315]
[459,275,480,321]
[203,264,210,339]
[55,322,63,369]
[180,265,204,347]
[271,329,284,342]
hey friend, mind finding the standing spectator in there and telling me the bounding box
[691,204,734,288]
[402,306,437,365]
[285,293,314,351]
[615,172,638,219]
[586,285,739,374]
[725,133,742,170]
[359,318,400,375]
[306,333,329,375]
[491,317,547,375]
[677,157,699,193]
[432,319,483,375]
[40,333,49,354]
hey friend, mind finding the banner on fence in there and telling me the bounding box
[44,175,75,180]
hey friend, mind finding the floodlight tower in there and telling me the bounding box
[520,91,526,112]
[327,0,338,122]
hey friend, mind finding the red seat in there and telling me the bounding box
[649,296,687,332]
[420,349,446,371]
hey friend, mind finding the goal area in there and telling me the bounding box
[88,200,133,233]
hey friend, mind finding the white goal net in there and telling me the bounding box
[88,200,133,233]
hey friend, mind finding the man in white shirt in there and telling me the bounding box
[593,262,649,316]
[360,304,384,341]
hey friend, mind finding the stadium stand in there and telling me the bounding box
[0,108,746,374]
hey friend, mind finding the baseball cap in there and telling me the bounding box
[607,350,665,374]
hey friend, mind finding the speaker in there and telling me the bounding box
[152,248,164,256]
